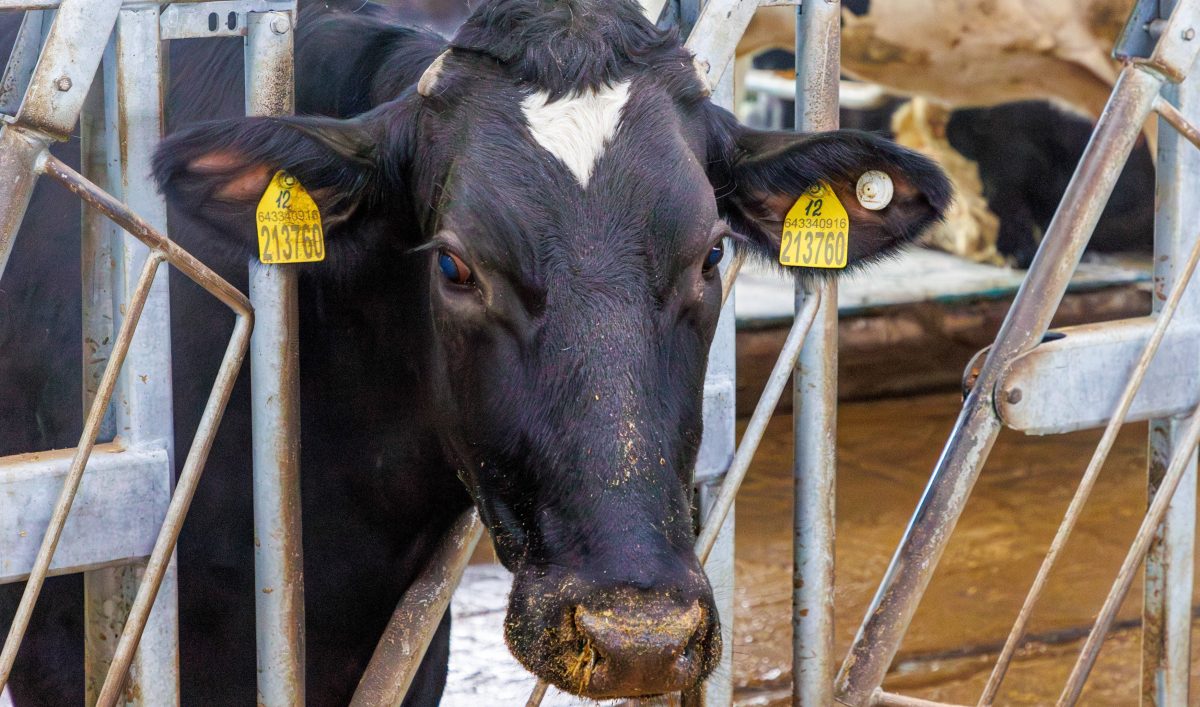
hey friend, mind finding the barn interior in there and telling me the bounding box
[443,2,1187,705]
[0,0,1191,705]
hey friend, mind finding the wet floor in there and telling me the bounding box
[446,392,1200,705]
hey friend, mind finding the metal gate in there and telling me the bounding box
[0,0,304,703]
[833,0,1200,704]
[0,0,961,705]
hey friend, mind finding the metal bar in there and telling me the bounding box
[0,446,170,583]
[994,319,1200,435]
[977,224,1200,704]
[1056,400,1200,704]
[682,0,761,89]
[15,0,121,138]
[40,109,255,707]
[696,51,736,707]
[0,124,48,279]
[243,9,305,705]
[525,681,550,707]
[1141,74,1200,707]
[0,10,49,115]
[96,313,252,706]
[794,1,840,704]
[0,250,163,693]
[695,291,822,563]
[88,9,180,700]
[719,250,744,308]
[835,63,1166,706]
[350,510,484,706]
[41,156,251,313]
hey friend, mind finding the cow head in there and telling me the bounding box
[155,0,949,698]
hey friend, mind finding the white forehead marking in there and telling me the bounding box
[521,81,633,188]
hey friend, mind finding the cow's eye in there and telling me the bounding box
[438,249,474,286]
[703,242,725,272]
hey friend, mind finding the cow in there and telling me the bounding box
[0,0,950,703]
[738,0,1145,266]
[945,100,1155,268]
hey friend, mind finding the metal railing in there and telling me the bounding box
[833,0,1200,704]
[0,0,303,703]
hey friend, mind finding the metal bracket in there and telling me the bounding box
[0,446,170,584]
[1116,0,1200,81]
[994,319,1200,435]
[159,0,293,40]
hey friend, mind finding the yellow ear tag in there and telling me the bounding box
[256,171,326,264]
[779,181,849,269]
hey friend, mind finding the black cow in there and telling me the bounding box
[0,0,950,703]
[946,100,1155,268]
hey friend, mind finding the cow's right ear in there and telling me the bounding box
[154,107,403,258]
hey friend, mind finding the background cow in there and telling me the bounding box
[739,0,1149,266]
[0,0,949,703]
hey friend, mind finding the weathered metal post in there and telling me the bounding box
[793,1,840,704]
[834,53,1168,707]
[85,5,181,702]
[1142,27,1200,705]
[245,7,306,705]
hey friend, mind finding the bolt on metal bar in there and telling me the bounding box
[243,9,307,706]
[977,221,1200,705]
[834,62,1165,706]
[350,510,484,706]
[793,0,841,703]
[1056,399,1200,704]
[977,86,1200,707]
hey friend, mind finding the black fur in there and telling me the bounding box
[946,100,1154,268]
[2,0,949,703]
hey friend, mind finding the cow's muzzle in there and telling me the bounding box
[505,570,721,698]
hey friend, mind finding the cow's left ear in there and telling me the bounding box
[707,109,951,271]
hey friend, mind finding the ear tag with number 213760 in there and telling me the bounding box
[256,170,326,264]
[779,181,849,269]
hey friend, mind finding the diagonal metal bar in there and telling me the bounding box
[97,314,252,706]
[835,62,1166,707]
[977,94,1200,706]
[1056,400,1200,704]
[0,153,253,695]
[977,226,1200,703]
[696,288,821,564]
[0,249,163,691]
[350,510,484,706]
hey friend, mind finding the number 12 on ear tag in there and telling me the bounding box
[779,181,850,269]
[256,170,326,264]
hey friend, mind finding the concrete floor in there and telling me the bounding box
[447,392,1200,705]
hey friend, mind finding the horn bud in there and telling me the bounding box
[418,51,450,98]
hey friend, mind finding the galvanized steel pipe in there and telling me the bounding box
[835,64,1167,705]
[793,1,840,704]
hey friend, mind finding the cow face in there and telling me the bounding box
[155,0,949,698]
